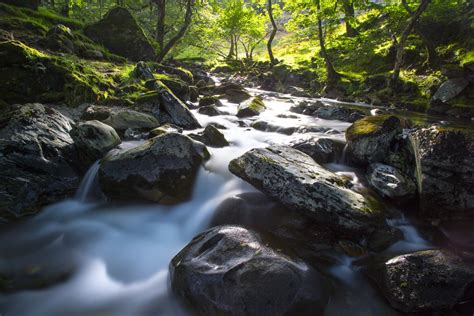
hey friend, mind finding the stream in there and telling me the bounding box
[0,86,432,315]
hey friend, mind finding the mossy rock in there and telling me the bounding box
[84,7,155,61]
[198,96,221,107]
[236,96,266,118]
[346,115,402,142]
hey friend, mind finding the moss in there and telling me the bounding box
[346,115,400,141]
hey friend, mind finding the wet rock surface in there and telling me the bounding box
[99,132,209,204]
[412,127,474,218]
[0,104,79,221]
[290,137,344,164]
[229,145,387,236]
[189,125,229,148]
[367,163,416,199]
[70,120,121,167]
[236,96,266,118]
[170,225,331,316]
[369,250,474,313]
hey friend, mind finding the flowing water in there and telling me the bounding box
[0,87,431,315]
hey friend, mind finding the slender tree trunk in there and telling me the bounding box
[227,36,235,59]
[155,0,166,50]
[389,0,431,88]
[157,0,195,62]
[316,0,340,85]
[267,0,278,65]
[343,0,358,37]
[401,0,438,67]
[234,35,239,60]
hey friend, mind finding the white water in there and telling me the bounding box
[0,87,429,316]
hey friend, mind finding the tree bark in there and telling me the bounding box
[157,0,195,62]
[267,0,278,65]
[342,0,358,37]
[389,0,431,88]
[227,36,235,59]
[154,0,166,50]
[401,0,438,67]
[316,0,340,85]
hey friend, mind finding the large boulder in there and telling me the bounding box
[84,8,155,61]
[99,133,209,204]
[103,110,159,131]
[0,104,79,221]
[369,250,474,313]
[170,226,330,316]
[236,96,266,118]
[70,120,121,167]
[345,115,403,166]
[431,78,469,103]
[411,127,474,218]
[229,146,387,237]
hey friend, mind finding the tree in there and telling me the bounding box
[267,0,278,65]
[389,0,431,88]
[341,0,358,37]
[401,0,438,67]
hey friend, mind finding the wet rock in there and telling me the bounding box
[149,123,183,138]
[70,120,121,167]
[0,104,79,221]
[367,163,416,199]
[411,127,474,218]
[99,133,209,204]
[370,250,474,313]
[314,105,365,123]
[84,8,155,61]
[236,96,266,118]
[290,100,324,115]
[81,105,111,121]
[251,120,295,135]
[198,105,222,116]
[345,115,403,166]
[290,137,344,164]
[432,78,469,103]
[170,226,330,316]
[198,96,222,107]
[226,89,252,103]
[229,146,387,236]
[103,110,159,131]
[189,125,229,148]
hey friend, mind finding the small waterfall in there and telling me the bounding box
[408,132,423,195]
[339,143,349,164]
[75,160,101,202]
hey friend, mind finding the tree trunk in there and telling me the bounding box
[155,0,166,50]
[227,36,235,59]
[401,0,438,67]
[316,0,340,85]
[343,0,358,37]
[389,0,431,88]
[267,0,278,65]
[157,0,195,62]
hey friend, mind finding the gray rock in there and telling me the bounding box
[0,104,79,221]
[157,84,201,129]
[170,226,330,316]
[236,96,266,118]
[367,163,416,199]
[411,127,474,218]
[346,115,403,166]
[198,96,222,107]
[432,78,469,103]
[251,121,295,135]
[198,105,222,116]
[189,125,229,148]
[99,133,209,204]
[84,8,155,61]
[371,250,474,313]
[314,106,365,123]
[290,137,344,164]
[229,146,387,236]
[81,105,111,121]
[103,110,159,131]
[70,120,121,167]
